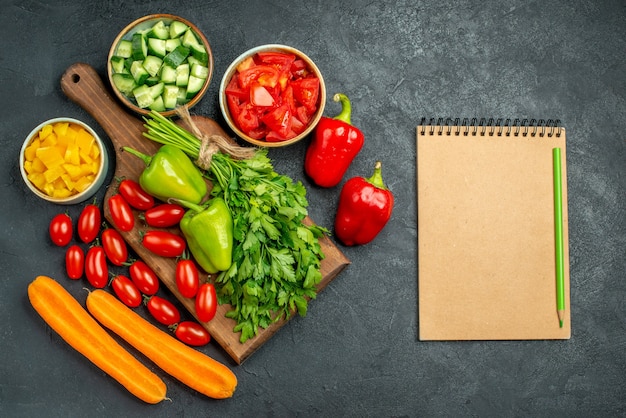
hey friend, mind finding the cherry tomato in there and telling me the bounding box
[65,245,84,280]
[142,203,185,228]
[101,228,128,266]
[49,213,73,246]
[108,194,135,232]
[128,260,159,295]
[118,179,154,211]
[77,202,101,244]
[142,230,186,258]
[85,245,108,288]
[175,259,199,298]
[174,321,210,346]
[146,296,180,325]
[111,275,142,308]
[195,283,217,323]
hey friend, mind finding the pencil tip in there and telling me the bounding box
[559,320,563,328]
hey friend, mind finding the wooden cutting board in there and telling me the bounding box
[60,63,350,364]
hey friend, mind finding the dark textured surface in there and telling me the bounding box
[1,0,625,416]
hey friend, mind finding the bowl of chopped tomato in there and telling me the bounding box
[219,44,326,147]
[19,118,109,204]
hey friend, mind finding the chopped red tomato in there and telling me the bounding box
[291,77,320,113]
[225,50,321,142]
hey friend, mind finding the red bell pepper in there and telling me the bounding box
[304,93,364,187]
[334,161,394,246]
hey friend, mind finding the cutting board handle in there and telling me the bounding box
[60,63,145,151]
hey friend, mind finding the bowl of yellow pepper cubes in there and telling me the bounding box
[20,118,108,204]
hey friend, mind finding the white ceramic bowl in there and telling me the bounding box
[219,44,326,147]
[107,14,213,117]
[19,117,108,205]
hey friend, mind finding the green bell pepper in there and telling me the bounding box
[123,144,207,204]
[177,197,233,274]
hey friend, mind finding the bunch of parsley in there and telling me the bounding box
[143,111,327,343]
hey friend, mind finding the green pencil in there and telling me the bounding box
[553,148,565,327]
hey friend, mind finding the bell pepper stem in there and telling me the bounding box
[332,93,352,125]
[171,198,205,214]
[122,146,152,166]
[367,161,388,190]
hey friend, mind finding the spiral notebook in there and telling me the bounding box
[417,118,571,340]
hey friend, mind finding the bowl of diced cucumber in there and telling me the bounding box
[107,14,213,117]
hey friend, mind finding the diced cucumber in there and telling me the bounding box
[169,20,189,38]
[147,38,167,58]
[131,32,147,60]
[190,44,209,65]
[177,87,188,104]
[186,75,205,99]
[181,28,201,49]
[115,40,133,58]
[163,85,179,109]
[175,63,190,87]
[186,56,202,67]
[110,56,126,74]
[164,45,190,68]
[144,76,160,87]
[149,82,165,99]
[149,96,166,112]
[190,63,209,79]
[143,55,163,77]
[147,20,169,40]
[165,38,181,52]
[130,60,150,84]
[160,64,177,84]
[132,84,154,108]
[111,73,136,95]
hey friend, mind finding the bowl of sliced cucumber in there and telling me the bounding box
[107,14,213,117]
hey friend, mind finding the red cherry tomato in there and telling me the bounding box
[141,203,185,228]
[174,321,210,346]
[175,259,199,298]
[128,260,159,295]
[111,275,142,308]
[101,228,128,266]
[118,179,154,211]
[108,194,134,232]
[195,283,217,323]
[77,202,101,244]
[142,230,186,258]
[146,296,180,325]
[49,213,73,246]
[65,245,84,280]
[85,245,108,288]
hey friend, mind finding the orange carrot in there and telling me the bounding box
[27,276,167,404]
[86,289,237,399]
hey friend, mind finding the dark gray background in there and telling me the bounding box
[2,0,625,416]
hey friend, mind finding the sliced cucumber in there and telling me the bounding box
[131,32,147,60]
[186,75,204,99]
[164,45,190,68]
[169,21,188,38]
[111,73,136,95]
[143,55,163,77]
[190,63,209,79]
[149,95,166,112]
[130,60,150,84]
[147,38,167,58]
[147,20,169,40]
[133,84,154,108]
[175,63,190,87]
[115,40,133,58]
[160,64,177,84]
[163,85,179,109]
[110,56,126,74]
[165,37,181,52]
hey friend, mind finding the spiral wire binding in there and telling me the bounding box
[419,117,562,137]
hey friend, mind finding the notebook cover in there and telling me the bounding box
[417,124,571,340]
